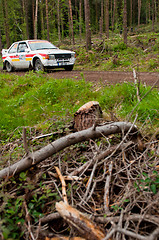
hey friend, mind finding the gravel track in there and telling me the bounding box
[1,69,159,88]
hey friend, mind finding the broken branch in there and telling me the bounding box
[56,201,105,240]
[0,122,138,180]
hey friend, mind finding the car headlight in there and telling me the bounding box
[49,54,55,60]
[71,53,76,58]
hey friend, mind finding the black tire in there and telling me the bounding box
[6,61,13,72]
[64,65,73,71]
[34,58,44,72]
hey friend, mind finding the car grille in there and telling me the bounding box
[55,54,71,60]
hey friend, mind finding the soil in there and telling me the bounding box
[3,69,159,88]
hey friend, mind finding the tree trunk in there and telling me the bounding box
[112,0,116,31]
[0,28,2,55]
[138,0,141,27]
[130,0,132,27]
[25,0,29,39]
[34,0,38,39]
[79,0,82,40]
[32,0,35,36]
[110,0,112,31]
[40,0,45,39]
[123,0,127,45]
[100,0,104,38]
[57,0,61,42]
[46,0,50,41]
[152,0,155,31]
[95,0,98,33]
[68,0,75,45]
[105,0,109,38]
[84,0,91,50]
[2,0,10,48]
[154,0,157,22]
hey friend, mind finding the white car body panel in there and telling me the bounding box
[2,40,76,71]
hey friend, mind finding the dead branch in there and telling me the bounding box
[69,141,133,177]
[40,212,61,224]
[133,68,141,102]
[103,226,159,240]
[0,122,138,180]
[24,201,36,240]
[22,127,29,155]
[95,214,159,226]
[80,158,98,204]
[103,226,147,240]
[54,166,68,204]
[55,201,105,240]
[104,161,113,213]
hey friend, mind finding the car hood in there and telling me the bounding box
[32,49,75,54]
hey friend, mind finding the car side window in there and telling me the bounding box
[8,43,18,54]
[17,43,28,53]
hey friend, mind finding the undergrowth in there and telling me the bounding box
[73,29,159,72]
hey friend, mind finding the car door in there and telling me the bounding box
[17,42,30,69]
[7,43,19,68]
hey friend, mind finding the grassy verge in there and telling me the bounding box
[0,71,158,143]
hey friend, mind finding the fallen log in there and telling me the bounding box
[0,122,138,180]
[56,201,105,240]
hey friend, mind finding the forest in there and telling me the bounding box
[0,0,158,50]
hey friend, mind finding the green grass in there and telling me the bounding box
[0,72,97,140]
[0,72,158,142]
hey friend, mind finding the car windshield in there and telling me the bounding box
[28,40,57,51]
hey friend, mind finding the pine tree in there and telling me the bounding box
[84,0,91,50]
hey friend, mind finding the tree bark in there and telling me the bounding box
[100,0,104,38]
[138,0,141,27]
[152,0,155,31]
[0,122,138,180]
[2,0,10,48]
[68,0,75,45]
[130,0,132,27]
[57,0,61,42]
[40,0,45,39]
[105,0,109,38]
[0,28,2,54]
[112,0,116,31]
[123,0,127,45]
[34,0,38,39]
[22,0,29,39]
[84,0,91,50]
[95,0,98,33]
[46,0,50,41]
[79,0,82,40]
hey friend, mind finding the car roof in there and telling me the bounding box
[12,40,49,45]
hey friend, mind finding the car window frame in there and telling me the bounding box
[8,43,18,54]
[17,42,29,53]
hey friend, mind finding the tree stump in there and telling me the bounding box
[74,101,103,131]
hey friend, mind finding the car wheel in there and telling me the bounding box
[34,59,44,72]
[6,61,13,72]
[64,65,73,71]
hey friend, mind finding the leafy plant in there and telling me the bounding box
[134,171,159,194]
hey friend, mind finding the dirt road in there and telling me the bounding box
[2,70,159,88]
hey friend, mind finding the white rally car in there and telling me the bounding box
[2,40,76,72]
